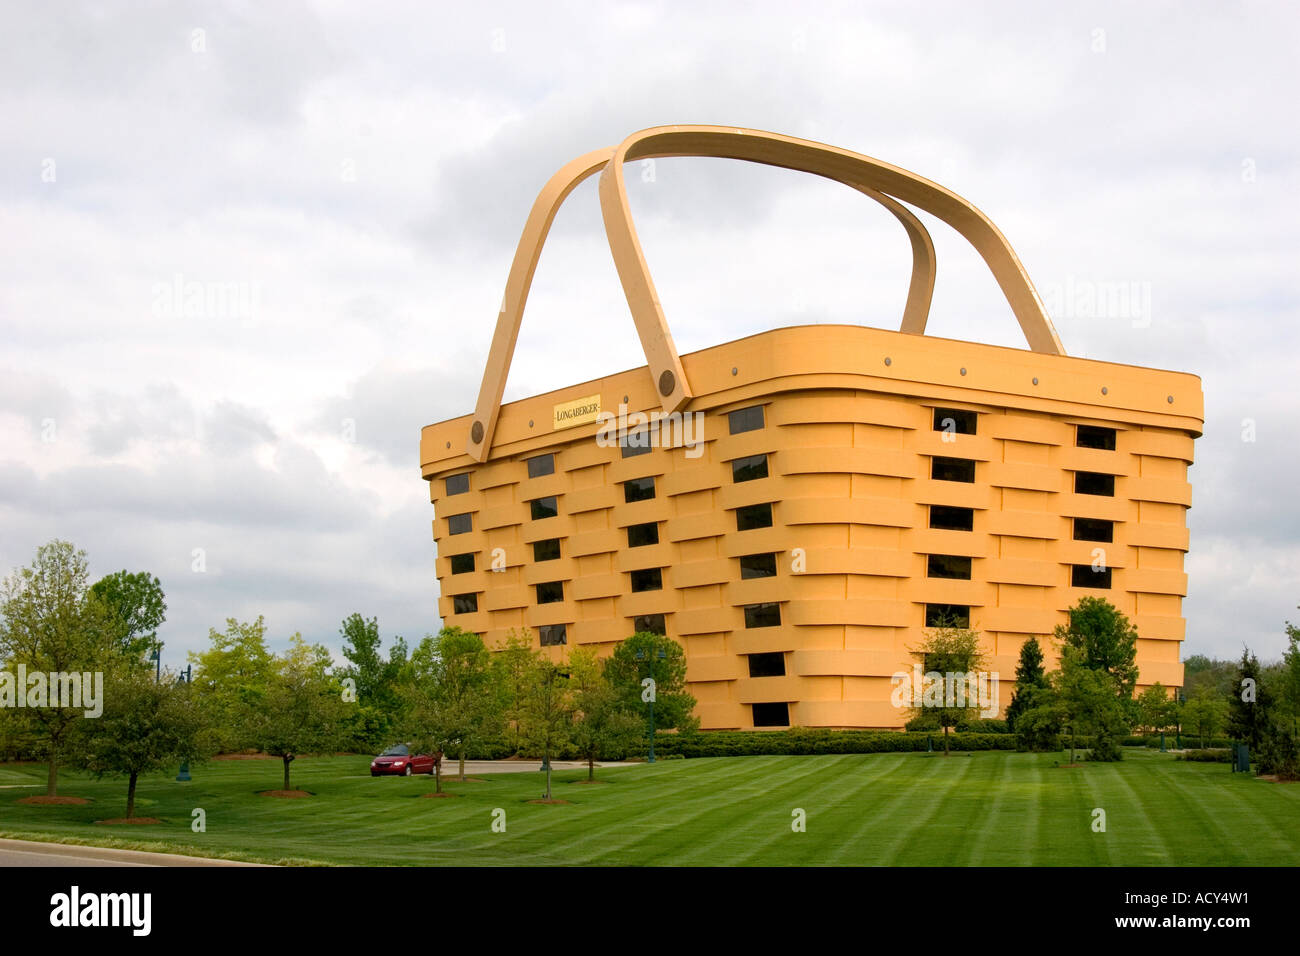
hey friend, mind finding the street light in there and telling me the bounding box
[148,645,161,683]
[538,665,569,799]
[176,664,192,782]
[635,648,666,763]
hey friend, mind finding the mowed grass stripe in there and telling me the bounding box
[580,757,806,865]
[512,758,777,865]
[881,755,982,865]
[1104,757,1174,864]
[670,753,868,866]
[762,753,912,866]
[820,754,951,864]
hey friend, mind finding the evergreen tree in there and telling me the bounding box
[1006,636,1048,732]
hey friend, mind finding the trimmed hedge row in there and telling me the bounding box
[651,729,1019,758]
[1176,749,1232,763]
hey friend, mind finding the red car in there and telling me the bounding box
[370,744,441,776]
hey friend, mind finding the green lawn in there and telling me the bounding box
[1,750,1296,866]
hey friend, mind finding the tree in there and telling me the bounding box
[413,627,502,782]
[1013,685,1064,753]
[1136,683,1177,735]
[77,667,212,818]
[1005,636,1048,732]
[906,624,988,756]
[1227,647,1271,756]
[1181,688,1228,747]
[493,629,539,755]
[518,659,576,800]
[189,617,276,752]
[88,570,167,662]
[0,540,118,795]
[1054,597,1139,700]
[252,634,350,791]
[569,648,642,781]
[1056,644,1130,762]
[337,613,409,751]
[603,632,698,752]
[1281,615,1300,733]
[1183,654,1237,700]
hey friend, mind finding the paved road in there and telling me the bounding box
[435,758,642,775]
[0,838,266,867]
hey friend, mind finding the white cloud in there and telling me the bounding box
[1,0,1296,664]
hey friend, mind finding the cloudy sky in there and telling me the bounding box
[2,1,1296,666]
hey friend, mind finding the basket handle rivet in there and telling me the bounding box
[1167,395,1174,403]
[884,357,892,366]
[1032,377,1039,385]
[471,421,484,444]
[1101,387,1109,395]
[731,367,738,376]
[659,370,676,396]
[960,367,967,376]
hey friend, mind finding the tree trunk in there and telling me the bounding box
[459,749,466,782]
[588,754,595,782]
[1070,727,1076,764]
[434,762,442,794]
[46,754,58,797]
[283,755,293,791]
[943,725,950,756]
[126,772,138,819]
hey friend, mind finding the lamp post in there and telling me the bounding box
[538,665,569,799]
[176,664,192,782]
[635,648,666,763]
[148,645,161,683]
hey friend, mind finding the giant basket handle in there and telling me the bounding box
[467,125,1062,459]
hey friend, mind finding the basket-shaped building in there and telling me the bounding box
[419,126,1202,730]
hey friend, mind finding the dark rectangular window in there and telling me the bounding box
[627,522,659,548]
[452,593,478,614]
[931,456,976,483]
[1072,564,1113,589]
[633,613,666,636]
[929,505,974,532]
[529,496,558,520]
[925,603,970,628]
[447,513,473,535]
[527,453,555,478]
[533,538,561,562]
[748,652,786,678]
[933,408,978,435]
[739,553,777,579]
[630,568,663,592]
[743,602,782,628]
[624,475,656,502]
[728,405,765,435]
[927,554,972,580]
[1075,471,1115,497]
[736,503,774,531]
[444,473,470,495]
[1073,517,1114,543]
[450,553,475,574]
[1076,425,1117,450]
[536,581,564,604]
[620,429,652,458]
[731,453,769,483]
[752,702,789,727]
[539,624,567,647]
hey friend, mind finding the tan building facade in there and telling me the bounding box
[419,127,1203,730]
